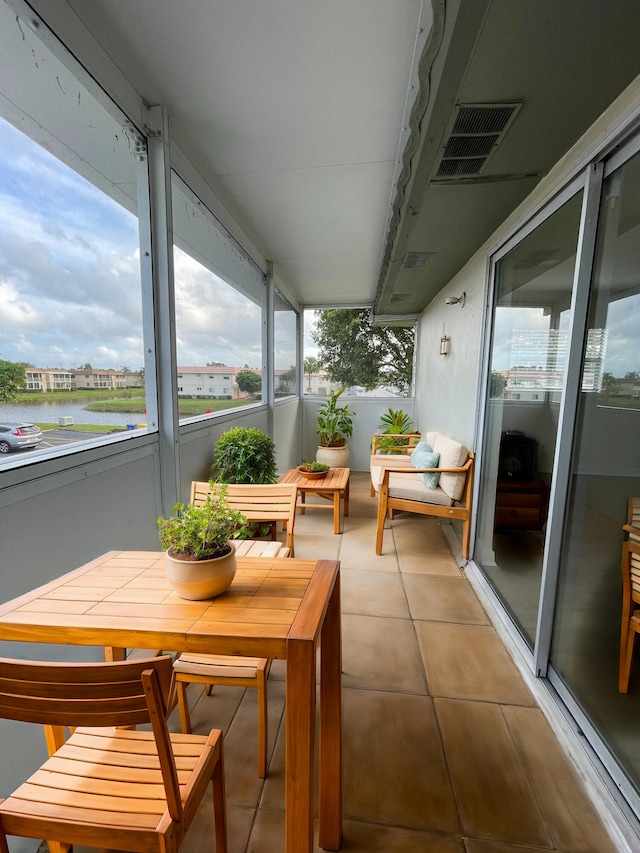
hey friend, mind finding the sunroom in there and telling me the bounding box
[2,1,640,851]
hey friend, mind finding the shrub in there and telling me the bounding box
[211,426,277,483]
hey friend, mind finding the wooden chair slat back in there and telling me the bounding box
[191,481,296,514]
[142,667,182,821]
[0,655,173,728]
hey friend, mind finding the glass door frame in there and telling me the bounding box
[473,169,590,672]
[546,129,640,820]
[473,125,640,823]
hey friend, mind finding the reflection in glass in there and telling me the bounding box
[475,193,583,647]
[550,150,640,794]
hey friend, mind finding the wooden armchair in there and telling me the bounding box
[191,481,297,556]
[0,654,227,853]
[371,432,474,559]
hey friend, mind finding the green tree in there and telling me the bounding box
[0,360,26,402]
[235,369,261,397]
[312,309,414,392]
[304,356,321,392]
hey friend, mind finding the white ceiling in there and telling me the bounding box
[23,0,640,315]
[63,0,427,310]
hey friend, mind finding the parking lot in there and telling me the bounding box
[0,429,117,463]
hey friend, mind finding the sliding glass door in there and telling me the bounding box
[550,146,640,794]
[475,192,583,648]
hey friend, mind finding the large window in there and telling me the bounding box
[0,0,148,464]
[171,175,264,417]
[274,291,297,398]
[303,308,415,397]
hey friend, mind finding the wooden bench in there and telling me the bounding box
[371,432,474,559]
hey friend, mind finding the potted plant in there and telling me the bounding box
[158,483,249,600]
[297,460,329,479]
[316,388,355,467]
[377,407,415,435]
[211,426,277,484]
[374,407,420,454]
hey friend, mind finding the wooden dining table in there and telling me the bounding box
[0,551,343,853]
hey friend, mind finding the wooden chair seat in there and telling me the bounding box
[174,654,272,778]
[0,655,227,853]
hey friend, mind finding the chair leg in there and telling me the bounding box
[212,742,228,853]
[375,492,388,555]
[257,673,268,778]
[176,680,193,734]
[620,627,637,693]
[462,518,470,560]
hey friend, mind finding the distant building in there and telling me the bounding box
[176,366,241,399]
[23,367,142,392]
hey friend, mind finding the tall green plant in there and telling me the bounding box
[211,426,277,483]
[316,389,355,447]
[377,408,415,434]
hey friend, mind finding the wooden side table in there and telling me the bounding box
[494,477,549,530]
[280,467,350,533]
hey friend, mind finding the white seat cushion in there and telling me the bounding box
[370,455,413,492]
[387,471,453,506]
[174,653,261,679]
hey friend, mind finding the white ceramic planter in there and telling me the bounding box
[316,444,350,468]
[165,543,237,600]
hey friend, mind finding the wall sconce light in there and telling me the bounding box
[445,292,465,307]
[440,335,449,356]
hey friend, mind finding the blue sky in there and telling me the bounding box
[0,115,300,372]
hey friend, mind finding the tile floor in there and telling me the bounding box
[174,472,619,853]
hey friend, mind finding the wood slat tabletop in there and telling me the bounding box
[0,551,326,660]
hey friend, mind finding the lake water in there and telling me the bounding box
[0,400,143,427]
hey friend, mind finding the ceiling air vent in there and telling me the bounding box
[435,102,522,179]
[401,252,436,270]
[389,293,411,303]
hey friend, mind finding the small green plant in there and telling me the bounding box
[298,460,329,473]
[211,426,277,483]
[158,484,249,560]
[377,408,415,434]
[316,389,355,447]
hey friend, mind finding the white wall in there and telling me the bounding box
[415,253,487,450]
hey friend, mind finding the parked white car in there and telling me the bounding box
[0,422,43,453]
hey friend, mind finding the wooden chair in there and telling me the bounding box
[619,540,640,693]
[174,654,273,778]
[623,496,640,542]
[175,499,292,778]
[0,655,227,853]
[191,481,297,556]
